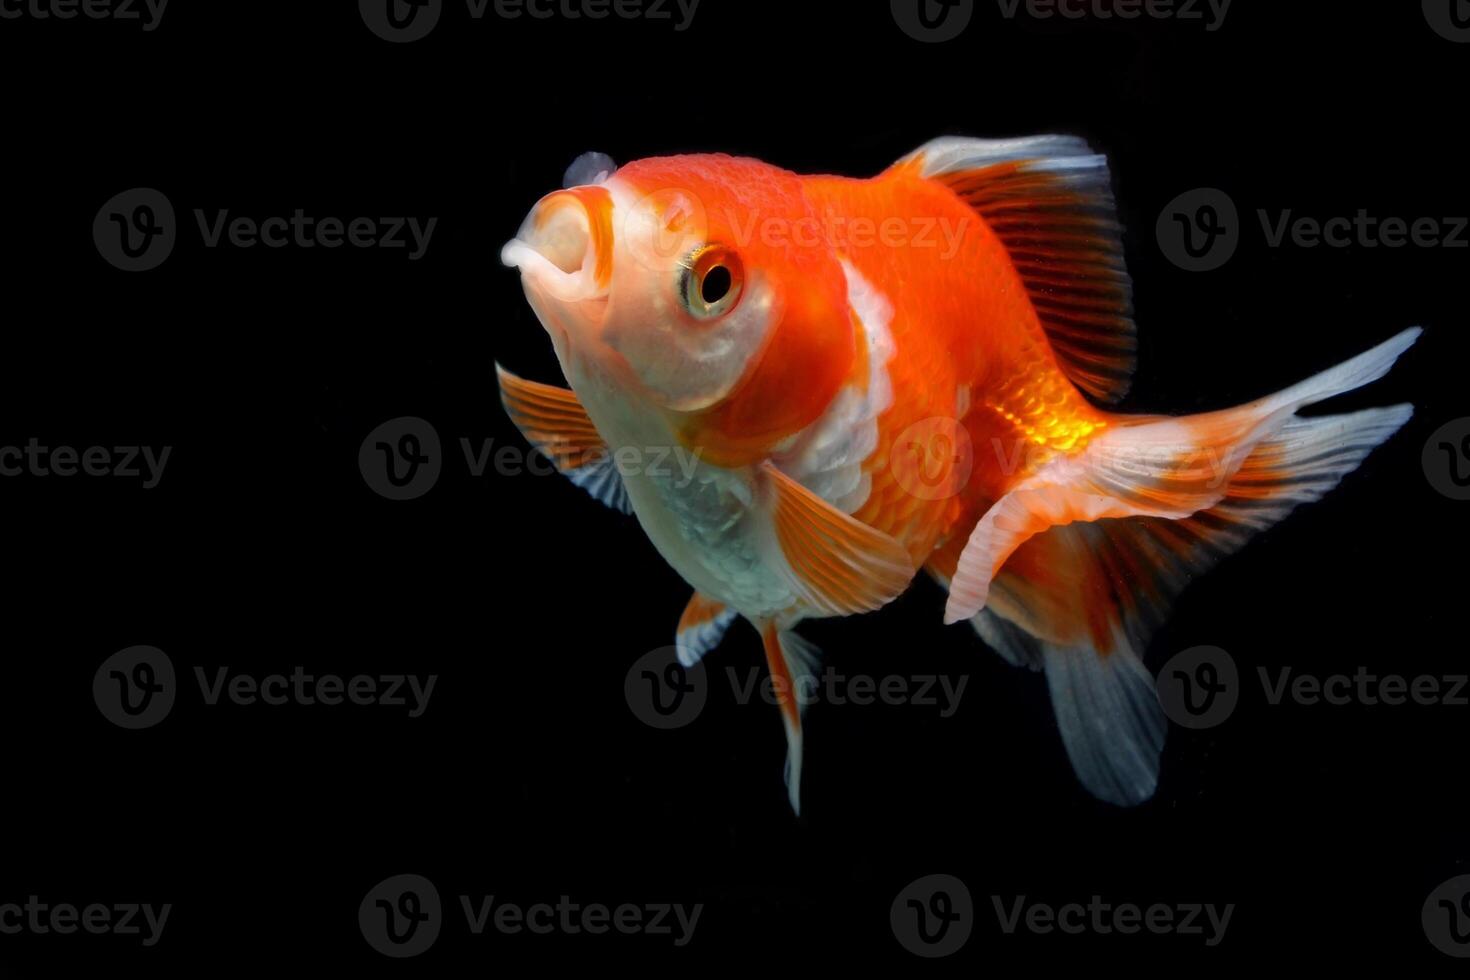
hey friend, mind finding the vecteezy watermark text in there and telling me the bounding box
[624,646,969,729]
[0,440,170,488]
[359,874,701,958]
[193,666,437,717]
[359,0,699,43]
[359,415,703,501]
[1158,188,1468,271]
[726,666,968,718]
[0,898,171,947]
[996,0,1231,30]
[992,895,1234,946]
[93,646,438,729]
[891,0,1228,42]
[460,895,701,945]
[723,211,971,259]
[94,188,436,271]
[194,210,436,260]
[0,0,167,30]
[620,189,974,268]
[1258,210,1468,250]
[1156,645,1468,729]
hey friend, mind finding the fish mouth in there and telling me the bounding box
[502,186,614,304]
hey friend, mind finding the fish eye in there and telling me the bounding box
[680,245,743,320]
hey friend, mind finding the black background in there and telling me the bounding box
[1,0,1466,972]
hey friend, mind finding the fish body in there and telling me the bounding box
[500,137,1417,812]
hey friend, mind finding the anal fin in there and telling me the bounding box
[760,623,822,815]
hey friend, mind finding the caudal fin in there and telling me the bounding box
[941,328,1419,805]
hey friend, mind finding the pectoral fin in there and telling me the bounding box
[760,461,915,617]
[496,364,631,514]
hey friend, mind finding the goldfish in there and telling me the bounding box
[499,138,1417,812]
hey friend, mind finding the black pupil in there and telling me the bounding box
[701,265,732,305]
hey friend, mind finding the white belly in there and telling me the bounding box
[565,355,798,620]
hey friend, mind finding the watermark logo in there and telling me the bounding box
[1156,188,1238,272]
[95,191,436,270]
[996,0,1231,31]
[625,647,970,729]
[993,896,1234,946]
[1424,875,1470,957]
[460,894,702,945]
[625,646,707,729]
[94,188,176,272]
[359,416,704,500]
[894,0,1232,41]
[0,440,171,488]
[1260,666,1467,709]
[193,667,436,716]
[892,874,973,957]
[1423,0,1470,43]
[361,0,698,42]
[620,186,972,273]
[1160,187,1467,270]
[1158,645,1469,730]
[0,898,172,947]
[193,209,436,259]
[93,646,175,729]
[359,874,702,956]
[0,0,168,30]
[890,416,974,501]
[892,0,974,41]
[95,649,437,728]
[1423,417,1470,500]
[360,874,442,958]
[360,417,443,501]
[622,186,709,271]
[360,0,443,42]
[1156,645,1237,729]
[887,428,1253,505]
[728,667,969,718]
[726,211,972,260]
[1258,210,1467,250]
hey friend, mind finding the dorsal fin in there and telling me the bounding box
[892,136,1136,404]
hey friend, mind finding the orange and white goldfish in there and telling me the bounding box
[499,138,1418,812]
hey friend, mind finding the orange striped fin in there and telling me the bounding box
[496,364,629,513]
[893,136,1135,403]
[762,462,915,616]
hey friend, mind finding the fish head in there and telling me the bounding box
[503,153,859,465]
